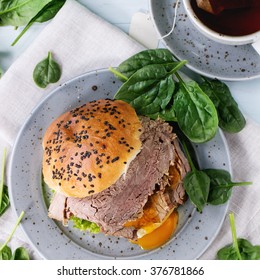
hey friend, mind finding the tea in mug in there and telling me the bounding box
[191,0,260,36]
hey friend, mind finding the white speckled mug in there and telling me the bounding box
[182,0,260,54]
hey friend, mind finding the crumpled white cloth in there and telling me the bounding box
[0,0,259,260]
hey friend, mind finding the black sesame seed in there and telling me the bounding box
[111,156,119,163]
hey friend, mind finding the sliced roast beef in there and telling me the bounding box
[48,117,190,239]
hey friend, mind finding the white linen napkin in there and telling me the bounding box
[0,0,259,260]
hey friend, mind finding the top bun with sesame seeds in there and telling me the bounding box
[42,99,142,198]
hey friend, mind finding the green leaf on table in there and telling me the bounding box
[12,0,66,46]
[0,0,52,26]
[0,148,9,216]
[0,185,10,216]
[200,78,246,133]
[33,51,61,88]
[0,211,29,260]
[116,48,178,81]
[217,213,260,260]
[238,239,260,260]
[0,245,12,260]
[173,77,218,143]
[12,247,30,260]
[204,169,252,205]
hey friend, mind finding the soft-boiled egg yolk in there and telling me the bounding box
[132,211,179,250]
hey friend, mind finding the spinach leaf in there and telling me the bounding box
[0,0,52,26]
[116,48,178,81]
[0,148,9,216]
[0,185,10,216]
[204,169,252,205]
[114,61,186,115]
[174,74,218,143]
[218,239,260,260]
[0,245,12,260]
[200,78,246,133]
[217,213,260,260]
[237,239,260,260]
[12,0,66,46]
[33,51,61,88]
[12,247,30,260]
[217,212,242,260]
[0,245,30,260]
[182,142,210,212]
[184,170,210,213]
[33,0,65,22]
[0,211,29,260]
[147,104,177,122]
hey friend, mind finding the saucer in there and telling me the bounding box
[150,0,260,81]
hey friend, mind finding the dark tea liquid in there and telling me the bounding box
[190,0,260,36]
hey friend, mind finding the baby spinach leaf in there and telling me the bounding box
[182,142,210,212]
[34,0,65,23]
[174,74,218,143]
[0,148,9,216]
[116,48,178,81]
[217,213,260,260]
[147,104,177,122]
[218,239,260,260]
[0,245,30,260]
[0,185,10,216]
[33,51,61,88]
[0,0,52,26]
[219,212,242,260]
[12,0,66,46]
[204,169,252,205]
[237,239,260,260]
[184,170,210,213]
[0,211,29,260]
[12,247,30,260]
[200,78,246,133]
[114,62,185,115]
[0,245,12,260]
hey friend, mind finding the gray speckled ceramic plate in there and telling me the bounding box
[8,69,231,260]
[150,0,260,81]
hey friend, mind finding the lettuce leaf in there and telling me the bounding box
[70,217,100,233]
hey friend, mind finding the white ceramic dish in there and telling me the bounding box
[8,68,231,259]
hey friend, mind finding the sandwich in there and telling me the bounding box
[43,99,190,249]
